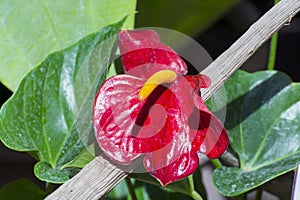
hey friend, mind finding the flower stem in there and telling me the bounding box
[125,177,137,200]
[267,31,278,70]
[210,159,223,168]
[192,190,203,200]
[267,0,281,70]
[188,174,195,191]
[188,174,203,200]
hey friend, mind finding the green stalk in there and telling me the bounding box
[192,190,204,200]
[267,32,278,70]
[267,0,281,70]
[188,174,203,200]
[210,159,223,168]
[125,178,138,200]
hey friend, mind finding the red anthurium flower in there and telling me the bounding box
[93,30,229,186]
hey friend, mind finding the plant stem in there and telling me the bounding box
[192,190,203,200]
[254,188,262,200]
[210,159,223,168]
[125,177,138,200]
[188,174,203,200]
[188,174,195,191]
[267,0,281,70]
[267,29,278,70]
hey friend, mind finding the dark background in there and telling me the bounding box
[0,0,299,195]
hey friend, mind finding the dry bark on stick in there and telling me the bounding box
[46,0,300,199]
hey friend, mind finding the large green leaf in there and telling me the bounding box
[0,19,125,183]
[136,0,239,36]
[0,0,136,91]
[212,70,300,196]
[0,179,46,200]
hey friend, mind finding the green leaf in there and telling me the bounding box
[0,179,46,200]
[212,70,300,196]
[0,19,125,183]
[136,0,239,36]
[62,144,95,169]
[0,0,136,91]
[104,180,128,200]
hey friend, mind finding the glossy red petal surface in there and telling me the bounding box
[145,152,199,186]
[139,76,206,184]
[141,77,228,185]
[94,28,228,185]
[93,75,143,164]
[191,95,229,159]
[93,75,195,164]
[93,73,228,184]
[118,30,188,78]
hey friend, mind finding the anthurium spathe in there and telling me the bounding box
[93,30,229,186]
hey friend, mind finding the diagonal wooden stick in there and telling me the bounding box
[201,0,300,100]
[46,0,300,199]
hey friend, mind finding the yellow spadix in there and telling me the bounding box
[138,70,177,101]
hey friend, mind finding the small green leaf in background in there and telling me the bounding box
[0,0,136,91]
[136,0,239,37]
[0,179,46,200]
[104,179,128,200]
[212,70,300,196]
[0,19,125,183]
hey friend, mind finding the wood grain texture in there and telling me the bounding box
[46,156,128,200]
[46,0,300,199]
